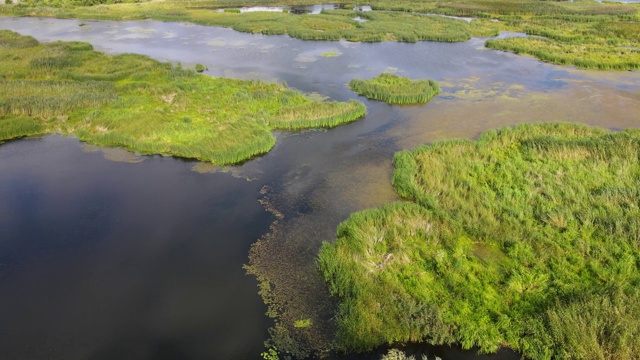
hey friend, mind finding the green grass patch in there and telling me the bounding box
[349,73,440,105]
[293,318,312,328]
[0,30,365,163]
[319,123,640,359]
[486,34,640,70]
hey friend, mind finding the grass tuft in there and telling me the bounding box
[349,73,440,105]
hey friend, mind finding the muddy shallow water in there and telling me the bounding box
[0,16,639,359]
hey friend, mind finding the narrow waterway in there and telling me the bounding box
[0,16,639,359]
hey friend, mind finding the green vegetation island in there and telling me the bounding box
[349,73,440,105]
[319,123,640,359]
[0,30,365,164]
[1,0,639,69]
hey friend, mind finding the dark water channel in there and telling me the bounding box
[0,17,639,360]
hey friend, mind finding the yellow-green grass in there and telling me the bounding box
[319,123,640,359]
[0,30,365,164]
[349,73,440,105]
[320,50,341,57]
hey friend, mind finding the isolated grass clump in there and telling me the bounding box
[0,30,365,163]
[349,73,440,105]
[319,123,640,359]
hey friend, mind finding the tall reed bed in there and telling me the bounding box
[349,73,440,105]
[0,30,365,164]
[319,123,640,359]
[0,115,45,142]
[269,100,366,130]
[486,37,640,70]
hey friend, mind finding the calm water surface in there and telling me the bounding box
[0,17,639,359]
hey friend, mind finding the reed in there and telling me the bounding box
[1,2,473,44]
[269,100,366,130]
[349,73,440,105]
[486,37,640,70]
[0,115,45,142]
[0,30,365,164]
[319,123,640,359]
[6,0,638,69]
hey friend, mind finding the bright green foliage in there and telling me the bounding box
[0,30,365,164]
[261,347,279,360]
[293,319,312,328]
[319,123,640,359]
[485,15,640,70]
[349,73,440,105]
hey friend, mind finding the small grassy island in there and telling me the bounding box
[319,123,640,359]
[0,30,365,164]
[349,73,440,105]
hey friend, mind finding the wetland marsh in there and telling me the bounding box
[1,4,640,359]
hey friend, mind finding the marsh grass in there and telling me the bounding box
[349,73,440,105]
[0,115,45,142]
[4,0,639,69]
[319,123,640,359]
[0,30,365,164]
[486,37,640,70]
[0,2,473,43]
[270,100,366,130]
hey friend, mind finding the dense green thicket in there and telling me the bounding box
[349,73,440,105]
[0,30,365,163]
[319,123,640,359]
